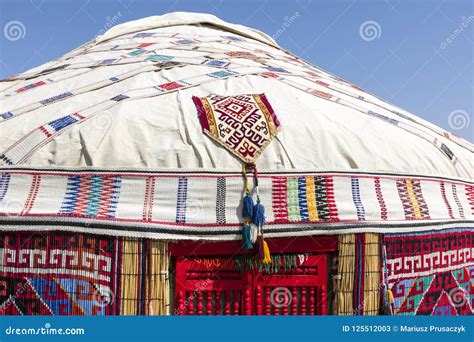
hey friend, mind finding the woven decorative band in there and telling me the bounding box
[0,167,472,240]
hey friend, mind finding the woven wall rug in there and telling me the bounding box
[384,228,474,315]
[0,231,165,315]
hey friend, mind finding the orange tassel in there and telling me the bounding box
[387,289,394,304]
[262,240,271,264]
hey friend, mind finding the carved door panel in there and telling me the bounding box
[174,254,328,315]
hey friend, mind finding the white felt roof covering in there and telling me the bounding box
[0,12,472,180]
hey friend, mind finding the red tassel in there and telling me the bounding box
[257,235,264,260]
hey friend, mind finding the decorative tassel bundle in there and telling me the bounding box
[262,240,271,264]
[242,165,255,250]
[242,224,253,250]
[253,202,265,227]
[254,201,271,265]
[241,164,271,264]
[249,225,257,244]
[256,234,264,260]
[243,193,254,219]
[387,289,394,305]
[386,289,394,315]
[252,167,271,265]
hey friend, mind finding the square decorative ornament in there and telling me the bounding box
[193,94,281,163]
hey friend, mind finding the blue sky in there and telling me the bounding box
[0,0,472,141]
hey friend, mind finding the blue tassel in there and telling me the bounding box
[253,202,265,227]
[242,224,253,250]
[243,194,254,219]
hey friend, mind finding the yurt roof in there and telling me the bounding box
[0,12,472,179]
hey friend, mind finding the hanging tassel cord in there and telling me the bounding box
[240,163,271,264]
[251,165,271,265]
[242,164,254,250]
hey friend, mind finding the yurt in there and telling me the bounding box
[0,12,472,316]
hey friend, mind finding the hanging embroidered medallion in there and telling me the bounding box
[192,94,281,163]
[193,93,281,263]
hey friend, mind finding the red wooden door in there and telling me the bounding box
[253,254,328,315]
[173,253,329,315]
[174,256,249,315]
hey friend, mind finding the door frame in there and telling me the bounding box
[170,236,338,315]
[169,236,338,256]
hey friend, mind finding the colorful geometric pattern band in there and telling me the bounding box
[383,229,474,315]
[0,168,472,239]
[193,94,281,163]
[59,175,121,218]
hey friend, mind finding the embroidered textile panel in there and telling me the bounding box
[384,228,474,315]
[0,231,170,315]
[193,94,281,163]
